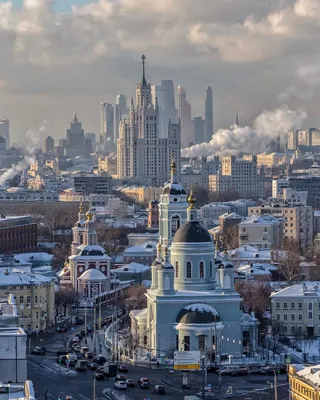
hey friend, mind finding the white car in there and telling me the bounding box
[114,381,127,390]
[67,353,77,361]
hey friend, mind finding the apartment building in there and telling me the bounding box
[288,176,320,208]
[248,203,313,253]
[272,178,288,197]
[199,203,231,228]
[238,214,284,249]
[271,284,320,338]
[0,215,37,254]
[119,186,163,204]
[74,174,113,195]
[209,156,264,198]
[0,271,55,332]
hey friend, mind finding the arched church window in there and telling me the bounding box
[199,261,205,278]
[175,261,179,278]
[171,215,180,237]
[186,261,192,278]
[209,260,213,278]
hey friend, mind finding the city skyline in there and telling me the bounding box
[1,0,320,143]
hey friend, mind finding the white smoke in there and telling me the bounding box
[0,119,49,186]
[182,106,307,158]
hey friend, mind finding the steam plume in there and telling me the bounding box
[182,106,307,158]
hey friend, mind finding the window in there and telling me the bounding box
[35,296,38,304]
[284,303,287,309]
[283,326,287,332]
[209,261,213,278]
[36,312,38,319]
[291,326,295,333]
[299,313,302,321]
[175,261,179,278]
[19,296,23,304]
[276,314,280,320]
[143,335,147,345]
[309,302,313,311]
[27,296,31,304]
[298,303,302,309]
[186,261,192,279]
[276,302,280,309]
[284,314,288,321]
[291,302,295,309]
[183,336,190,351]
[199,261,204,279]
[291,314,295,321]
[309,312,313,319]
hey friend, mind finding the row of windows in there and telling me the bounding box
[292,379,318,400]
[174,260,214,279]
[276,302,304,309]
[276,313,303,321]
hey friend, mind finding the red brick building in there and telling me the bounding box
[0,215,37,254]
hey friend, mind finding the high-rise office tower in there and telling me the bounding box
[152,80,176,138]
[100,102,115,152]
[0,119,10,148]
[192,116,205,144]
[117,55,181,186]
[204,86,213,142]
[178,86,193,148]
[65,112,86,157]
[44,136,54,153]
[114,95,127,145]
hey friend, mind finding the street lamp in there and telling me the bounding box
[79,280,88,345]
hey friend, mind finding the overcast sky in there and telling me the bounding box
[1,0,320,144]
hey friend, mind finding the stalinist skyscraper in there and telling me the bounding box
[117,55,181,186]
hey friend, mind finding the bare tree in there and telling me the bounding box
[235,281,271,321]
[221,225,239,250]
[96,225,129,266]
[55,285,76,318]
[273,239,302,285]
[124,284,147,311]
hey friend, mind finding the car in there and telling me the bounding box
[115,374,127,382]
[140,382,150,389]
[260,366,274,375]
[75,317,84,325]
[85,352,93,359]
[72,345,81,353]
[31,346,46,355]
[56,326,68,333]
[87,362,99,370]
[56,349,69,357]
[248,366,262,375]
[57,355,68,364]
[93,355,107,365]
[95,371,105,380]
[118,365,128,372]
[65,359,76,368]
[71,337,80,345]
[80,346,89,354]
[114,381,127,390]
[138,377,150,386]
[153,385,166,394]
[126,379,135,387]
[67,353,78,361]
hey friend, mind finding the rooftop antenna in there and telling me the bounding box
[236,110,239,127]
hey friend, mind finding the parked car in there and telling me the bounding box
[31,346,46,356]
[80,347,89,354]
[93,355,106,365]
[56,349,69,357]
[118,365,128,372]
[126,379,135,387]
[85,352,93,359]
[153,385,166,394]
[87,362,99,370]
[114,381,127,390]
[56,326,68,333]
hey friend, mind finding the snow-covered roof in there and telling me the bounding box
[124,241,157,254]
[184,304,218,314]
[112,263,150,273]
[239,214,280,225]
[0,271,53,286]
[14,252,53,263]
[78,268,108,281]
[227,245,271,261]
[271,283,320,298]
[220,212,243,220]
[296,364,320,385]
[69,244,111,260]
[130,308,147,320]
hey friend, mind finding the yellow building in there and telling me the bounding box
[289,364,320,400]
[0,270,55,333]
[119,186,163,204]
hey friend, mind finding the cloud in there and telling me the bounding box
[0,0,319,140]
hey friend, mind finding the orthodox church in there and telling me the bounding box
[130,161,259,359]
[59,205,115,300]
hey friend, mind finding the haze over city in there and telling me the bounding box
[0,0,320,141]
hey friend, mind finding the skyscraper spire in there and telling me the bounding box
[141,54,147,86]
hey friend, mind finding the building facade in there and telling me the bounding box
[130,171,258,358]
[289,363,320,400]
[204,86,213,143]
[74,175,113,195]
[117,55,181,186]
[0,216,37,254]
[288,176,320,208]
[178,85,193,148]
